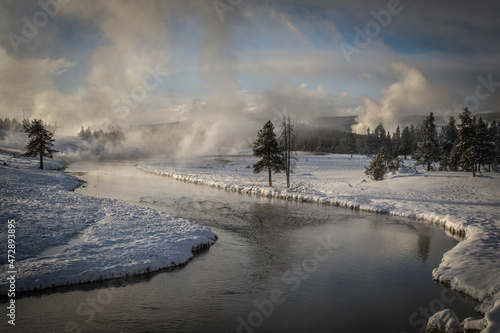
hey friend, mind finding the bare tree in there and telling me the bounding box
[279,115,297,188]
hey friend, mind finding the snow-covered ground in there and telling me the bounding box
[0,152,217,293]
[138,152,500,331]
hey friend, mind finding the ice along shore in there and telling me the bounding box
[138,153,500,332]
[0,152,217,294]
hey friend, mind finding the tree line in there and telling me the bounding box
[77,125,125,144]
[365,108,500,179]
[294,121,423,158]
[0,116,57,133]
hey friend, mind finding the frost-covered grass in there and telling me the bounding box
[0,152,217,293]
[138,152,500,331]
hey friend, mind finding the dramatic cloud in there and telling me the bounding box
[353,62,455,133]
[0,0,498,151]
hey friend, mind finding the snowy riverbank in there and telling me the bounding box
[138,152,500,332]
[0,152,217,293]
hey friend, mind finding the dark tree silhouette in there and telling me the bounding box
[23,119,58,169]
[456,108,479,177]
[365,147,392,181]
[252,120,284,187]
[414,112,440,171]
[347,132,356,158]
[279,115,297,188]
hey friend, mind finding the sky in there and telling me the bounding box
[1,0,499,139]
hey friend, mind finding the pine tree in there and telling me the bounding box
[476,117,495,171]
[414,112,440,171]
[11,118,22,131]
[365,147,392,181]
[490,121,500,172]
[456,108,479,177]
[3,118,11,130]
[279,115,297,188]
[365,127,378,155]
[78,126,87,140]
[253,121,284,187]
[411,124,423,155]
[374,123,386,150]
[347,132,356,158]
[400,126,412,159]
[439,116,458,171]
[23,119,58,170]
[392,126,401,158]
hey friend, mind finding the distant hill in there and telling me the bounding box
[312,111,500,132]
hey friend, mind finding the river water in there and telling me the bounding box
[4,159,479,332]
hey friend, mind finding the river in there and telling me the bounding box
[5,159,479,332]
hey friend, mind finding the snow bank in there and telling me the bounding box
[426,309,463,333]
[0,152,217,293]
[138,153,500,330]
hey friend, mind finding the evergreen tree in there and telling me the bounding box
[347,132,356,158]
[447,145,461,172]
[365,127,378,155]
[93,129,105,140]
[279,115,297,188]
[385,131,392,151]
[253,121,284,187]
[439,116,458,171]
[374,123,386,150]
[392,126,401,157]
[78,126,92,140]
[411,124,423,155]
[476,117,495,171]
[3,118,11,130]
[414,112,440,171]
[11,118,22,131]
[456,108,479,177]
[490,121,500,172]
[107,125,126,143]
[23,119,58,170]
[400,126,412,159]
[365,147,392,181]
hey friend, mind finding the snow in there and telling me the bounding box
[138,152,500,331]
[0,152,217,293]
[426,309,463,333]
[483,300,500,333]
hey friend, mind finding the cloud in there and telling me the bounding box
[0,0,498,151]
[0,46,75,119]
[352,62,454,133]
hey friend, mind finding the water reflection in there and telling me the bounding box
[0,160,479,333]
[418,234,432,263]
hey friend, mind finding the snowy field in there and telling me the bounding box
[0,152,217,293]
[139,152,500,331]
